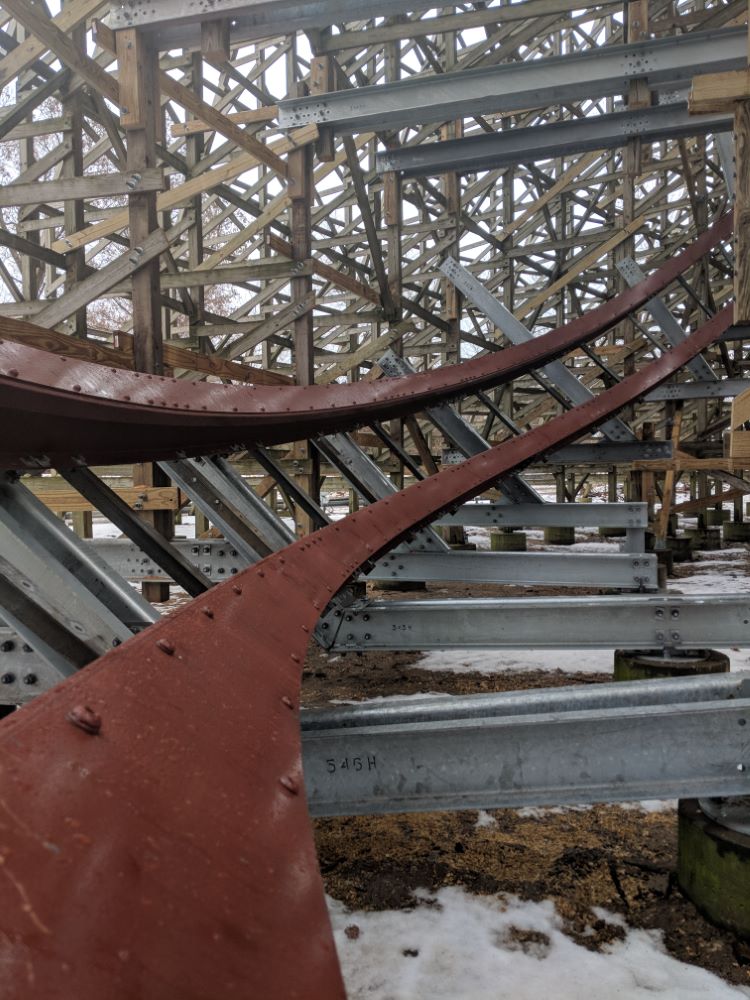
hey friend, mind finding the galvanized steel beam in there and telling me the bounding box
[279,28,746,132]
[320,593,750,651]
[302,673,750,816]
[376,102,730,175]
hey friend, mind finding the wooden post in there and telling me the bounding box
[62,4,87,338]
[118,28,172,602]
[289,92,319,537]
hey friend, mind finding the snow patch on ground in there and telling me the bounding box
[416,648,616,675]
[329,887,750,999]
[329,692,451,706]
[474,810,497,828]
[668,571,748,596]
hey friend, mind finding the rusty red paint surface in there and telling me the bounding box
[0,212,730,470]
[0,298,732,997]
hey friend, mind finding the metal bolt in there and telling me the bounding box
[738,763,746,772]
[156,638,175,655]
[201,608,214,619]
[279,775,298,795]
[281,695,295,710]
[66,705,101,736]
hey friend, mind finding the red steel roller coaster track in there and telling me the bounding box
[0,212,730,470]
[0,219,733,997]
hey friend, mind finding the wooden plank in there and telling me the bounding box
[654,406,683,543]
[736,98,750,324]
[50,125,318,254]
[220,292,316,359]
[197,191,292,271]
[0,168,164,207]
[0,316,293,385]
[170,105,278,136]
[515,213,648,320]
[97,19,287,178]
[689,69,750,113]
[631,456,747,472]
[31,486,182,513]
[266,233,380,304]
[2,0,119,105]
[318,326,406,383]
[35,225,173,331]
[673,488,745,514]
[0,0,107,91]
[0,229,68,270]
[497,151,600,242]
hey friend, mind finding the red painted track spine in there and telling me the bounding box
[0,302,733,998]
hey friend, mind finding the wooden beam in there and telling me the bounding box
[0,168,164,208]
[31,486,182,514]
[0,0,107,92]
[0,317,293,385]
[170,105,278,136]
[689,69,750,113]
[2,0,119,104]
[50,125,318,254]
[515,213,648,321]
[96,19,288,179]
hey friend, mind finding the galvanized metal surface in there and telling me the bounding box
[0,212,730,471]
[0,273,734,994]
[320,592,750,651]
[279,27,745,131]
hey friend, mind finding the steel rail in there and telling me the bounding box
[0,301,733,998]
[0,212,730,470]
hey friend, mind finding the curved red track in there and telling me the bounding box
[0,212,730,469]
[0,220,733,996]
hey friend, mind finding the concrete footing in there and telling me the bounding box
[490,530,527,552]
[706,508,731,527]
[683,527,722,551]
[723,522,750,544]
[598,525,626,538]
[613,648,729,683]
[543,526,575,545]
[666,536,693,562]
[678,799,750,939]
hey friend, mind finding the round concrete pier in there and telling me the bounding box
[613,648,729,682]
[678,799,750,939]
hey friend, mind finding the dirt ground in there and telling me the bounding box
[302,574,750,992]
